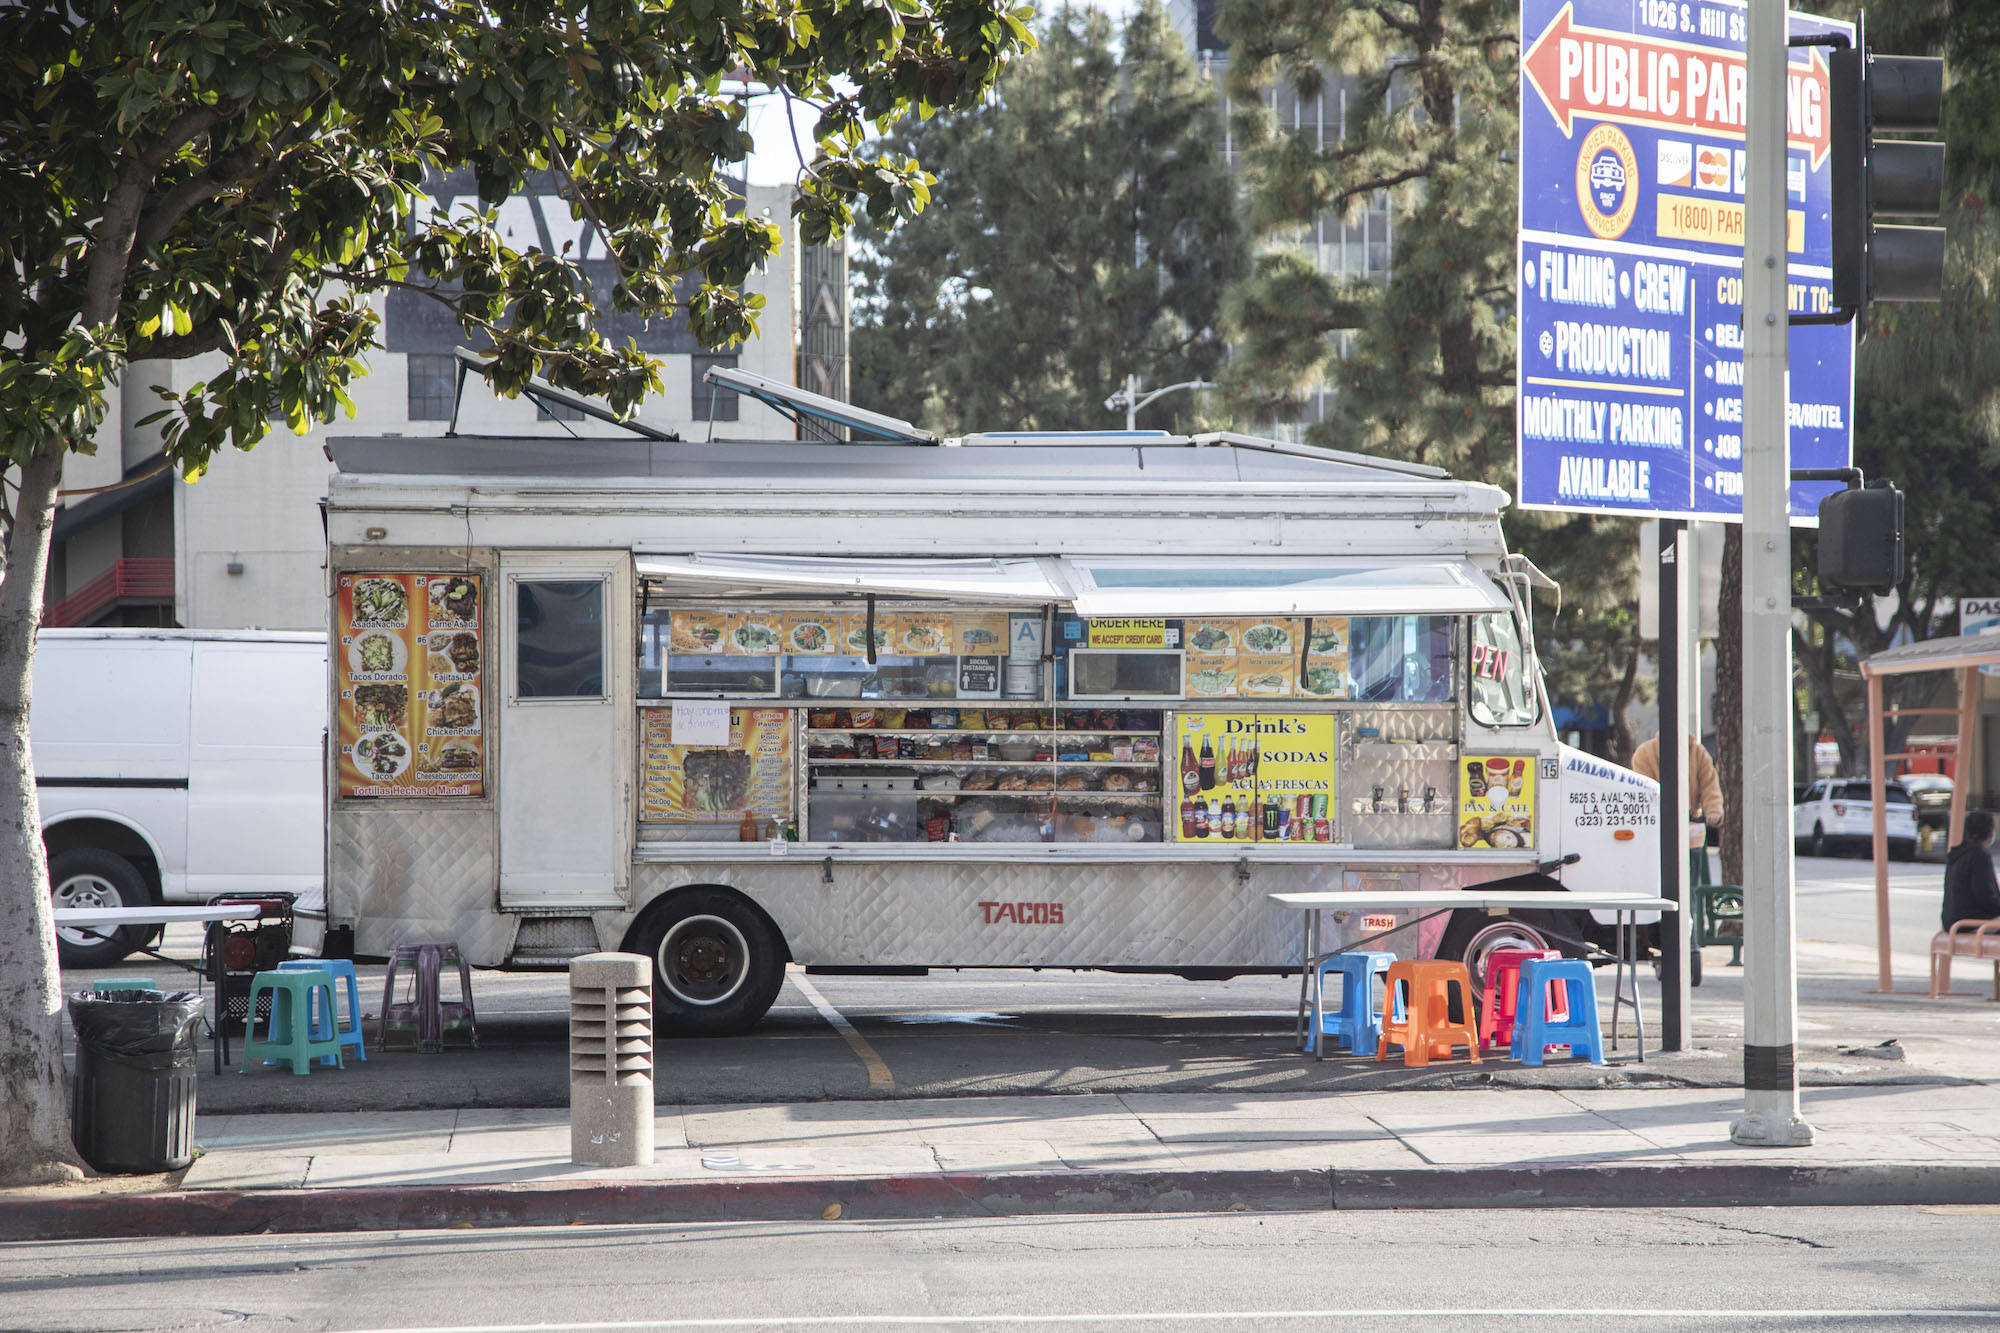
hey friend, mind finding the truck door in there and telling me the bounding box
[497,553,632,908]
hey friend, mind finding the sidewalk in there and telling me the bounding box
[10,1080,2000,1239]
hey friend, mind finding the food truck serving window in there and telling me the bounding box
[1468,611,1538,727]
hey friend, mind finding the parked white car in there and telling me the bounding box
[1792,778,1919,860]
[32,629,326,966]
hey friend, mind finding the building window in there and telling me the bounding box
[407,354,458,421]
[692,354,739,422]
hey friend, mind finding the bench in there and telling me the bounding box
[1930,919,2000,999]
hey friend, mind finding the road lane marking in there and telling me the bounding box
[788,969,893,1092]
[339,1309,2000,1331]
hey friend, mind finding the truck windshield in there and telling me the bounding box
[1468,611,1537,727]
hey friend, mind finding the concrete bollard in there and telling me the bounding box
[568,952,654,1167]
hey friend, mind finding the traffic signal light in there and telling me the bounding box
[1829,36,1946,309]
[1817,481,1904,594]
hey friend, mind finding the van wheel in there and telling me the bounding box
[632,888,787,1037]
[49,849,151,968]
[1434,910,1563,1025]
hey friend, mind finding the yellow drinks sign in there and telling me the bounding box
[1173,712,1337,843]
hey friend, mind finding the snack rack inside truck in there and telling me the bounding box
[322,376,1660,1034]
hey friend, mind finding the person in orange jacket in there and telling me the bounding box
[1630,733,1726,826]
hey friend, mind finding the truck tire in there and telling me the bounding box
[49,848,151,968]
[632,888,787,1037]
[1434,908,1570,1026]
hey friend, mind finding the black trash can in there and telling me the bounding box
[67,990,205,1173]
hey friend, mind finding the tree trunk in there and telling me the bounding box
[1717,523,1744,886]
[0,443,87,1185]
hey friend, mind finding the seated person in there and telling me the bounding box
[1942,810,2000,931]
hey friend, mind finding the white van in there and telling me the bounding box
[32,629,326,966]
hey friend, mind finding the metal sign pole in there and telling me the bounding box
[1732,0,1813,1147]
[1657,520,1690,1051]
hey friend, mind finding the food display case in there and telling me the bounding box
[802,706,1166,844]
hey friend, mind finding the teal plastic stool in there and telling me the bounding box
[239,969,344,1075]
[1508,958,1607,1067]
[277,958,367,1062]
[1307,951,1398,1057]
[91,977,158,993]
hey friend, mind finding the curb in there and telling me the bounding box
[9,1163,2000,1240]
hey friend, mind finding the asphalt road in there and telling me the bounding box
[67,852,1983,1113]
[6,1206,2000,1331]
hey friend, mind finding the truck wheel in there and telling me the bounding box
[49,849,151,968]
[1434,910,1565,1025]
[633,888,787,1037]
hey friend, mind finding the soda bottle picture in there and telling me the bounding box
[1193,800,1211,837]
[1198,735,1217,791]
[1182,738,1200,796]
[1180,797,1196,839]
[1220,796,1236,838]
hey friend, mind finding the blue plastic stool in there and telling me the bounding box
[92,977,158,993]
[277,958,367,1062]
[1308,951,1398,1058]
[1509,957,1607,1066]
[240,969,344,1075]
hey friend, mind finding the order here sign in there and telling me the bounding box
[1515,0,1853,522]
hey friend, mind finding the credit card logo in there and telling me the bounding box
[1657,140,1692,188]
[1695,146,1731,192]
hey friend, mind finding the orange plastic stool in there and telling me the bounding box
[1478,948,1566,1051]
[1375,960,1481,1067]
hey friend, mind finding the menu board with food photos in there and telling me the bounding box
[1458,753,1537,849]
[641,707,794,824]
[336,573,484,798]
[1177,617,1352,701]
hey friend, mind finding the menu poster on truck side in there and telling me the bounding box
[1178,618,1351,699]
[1458,753,1536,849]
[336,572,484,798]
[1173,713,1337,843]
[641,707,794,825]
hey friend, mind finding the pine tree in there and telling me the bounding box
[850,2,1245,434]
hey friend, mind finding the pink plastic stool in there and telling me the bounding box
[1478,948,1567,1051]
[378,942,479,1053]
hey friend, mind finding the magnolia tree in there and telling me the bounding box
[0,0,1030,1184]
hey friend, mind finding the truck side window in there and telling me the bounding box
[1468,611,1538,727]
[516,579,606,698]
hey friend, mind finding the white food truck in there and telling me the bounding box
[321,371,1661,1033]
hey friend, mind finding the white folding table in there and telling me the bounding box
[54,903,264,1073]
[1267,890,1679,1061]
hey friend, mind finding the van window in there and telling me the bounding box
[1468,612,1537,727]
[516,580,605,698]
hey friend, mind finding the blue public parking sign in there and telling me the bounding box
[1516,0,1854,520]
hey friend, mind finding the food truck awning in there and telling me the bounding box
[637,553,1514,617]
[635,554,1065,603]
[1061,558,1515,618]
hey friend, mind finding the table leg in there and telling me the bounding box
[1294,909,1314,1051]
[1630,912,1646,1061]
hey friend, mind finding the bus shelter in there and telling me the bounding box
[1857,633,2000,991]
